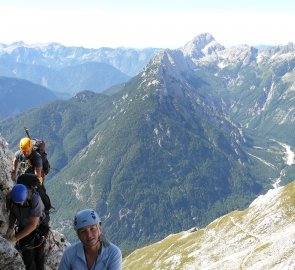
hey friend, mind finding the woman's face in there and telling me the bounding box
[78,224,101,247]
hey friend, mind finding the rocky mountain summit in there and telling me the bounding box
[179,33,295,147]
[0,137,68,269]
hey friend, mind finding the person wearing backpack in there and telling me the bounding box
[5,183,47,270]
[58,209,122,270]
[17,173,52,223]
[11,137,43,184]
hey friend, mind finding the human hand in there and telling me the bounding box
[6,228,15,239]
[11,170,16,181]
[5,228,16,244]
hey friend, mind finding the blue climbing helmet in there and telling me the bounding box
[11,184,28,203]
[74,209,101,231]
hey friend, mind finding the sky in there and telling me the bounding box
[0,0,295,49]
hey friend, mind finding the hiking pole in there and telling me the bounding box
[24,127,31,139]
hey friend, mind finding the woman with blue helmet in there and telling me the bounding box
[58,209,122,270]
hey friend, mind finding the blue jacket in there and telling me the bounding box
[58,240,122,270]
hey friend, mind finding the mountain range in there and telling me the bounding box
[180,34,295,145]
[0,42,160,97]
[0,33,294,255]
[0,42,160,116]
[0,41,160,76]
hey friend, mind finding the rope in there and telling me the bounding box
[46,229,60,251]
[23,228,59,251]
[16,236,45,251]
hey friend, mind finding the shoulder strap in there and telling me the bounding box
[5,192,13,211]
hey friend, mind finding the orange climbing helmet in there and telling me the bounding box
[19,137,33,152]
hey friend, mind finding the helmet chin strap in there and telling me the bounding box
[83,237,100,248]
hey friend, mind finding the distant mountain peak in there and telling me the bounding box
[141,48,194,95]
[9,40,26,47]
[259,42,295,59]
[190,33,215,46]
[181,33,225,58]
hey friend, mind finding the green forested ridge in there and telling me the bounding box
[0,76,57,119]
[0,91,113,173]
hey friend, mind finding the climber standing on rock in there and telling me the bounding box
[11,137,43,184]
[5,183,47,270]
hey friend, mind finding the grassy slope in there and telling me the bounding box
[123,181,295,270]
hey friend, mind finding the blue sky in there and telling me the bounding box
[0,0,294,48]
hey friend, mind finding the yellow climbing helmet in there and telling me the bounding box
[19,137,33,151]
